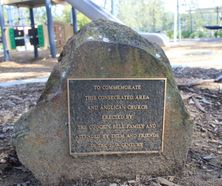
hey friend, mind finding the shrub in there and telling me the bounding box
[189,33,196,38]
[214,31,219,37]
[196,30,206,38]
[214,30,222,37]
[166,30,174,39]
[181,30,191,38]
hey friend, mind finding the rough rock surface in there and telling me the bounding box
[12,19,193,185]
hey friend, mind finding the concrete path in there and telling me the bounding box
[0,77,48,87]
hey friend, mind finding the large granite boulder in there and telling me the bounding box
[12,19,193,185]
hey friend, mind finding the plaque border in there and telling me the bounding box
[67,78,167,155]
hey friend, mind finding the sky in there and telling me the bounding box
[166,0,222,13]
[92,0,222,13]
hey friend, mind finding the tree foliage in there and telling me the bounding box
[117,0,166,31]
[33,5,90,30]
[34,7,47,24]
[59,5,91,29]
[77,12,91,29]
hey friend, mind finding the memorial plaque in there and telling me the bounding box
[68,78,166,155]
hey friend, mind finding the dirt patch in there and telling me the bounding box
[163,38,222,69]
[0,39,222,185]
[0,50,60,82]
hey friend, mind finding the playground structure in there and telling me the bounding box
[0,0,170,62]
[4,21,74,52]
[186,6,222,31]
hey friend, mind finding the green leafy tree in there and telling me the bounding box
[33,5,90,30]
[147,0,165,31]
[77,12,91,29]
[60,5,72,24]
[59,5,91,29]
[117,0,166,31]
[34,7,47,24]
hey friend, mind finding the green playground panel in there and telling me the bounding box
[37,25,44,47]
[9,28,16,49]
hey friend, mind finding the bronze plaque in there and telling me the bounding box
[67,78,166,155]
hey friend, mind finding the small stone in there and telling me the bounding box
[209,139,220,144]
[136,175,141,183]
[155,53,161,58]
[210,124,216,128]
[103,38,109,42]
[202,154,214,161]
[209,148,217,153]
[188,99,194,105]
[113,179,121,183]
[2,126,14,132]
[185,164,191,169]
[0,113,13,123]
[109,183,118,186]
[0,135,5,139]
[201,133,206,138]
[87,36,94,40]
[0,159,6,164]
[10,149,16,154]
[168,176,175,182]
[201,127,207,132]
[128,180,136,184]
[217,151,222,155]
[149,181,161,186]
[202,145,210,151]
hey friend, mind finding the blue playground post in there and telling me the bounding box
[29,7,38,58]
[45,0,56,59]
[111,0,115,16]
[71,7,78,34]
[0,0,10,61]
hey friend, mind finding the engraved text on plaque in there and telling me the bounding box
[67,78,166,155]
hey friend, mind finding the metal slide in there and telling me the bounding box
[53,0,170,47]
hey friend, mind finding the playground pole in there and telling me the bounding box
[190,8,193,33]
[177,0,181,42]
[217,6,219,25]
[45,0,56,59]
[174,9,177,42]
[29,8,38,58]
[71,7,78,34]
[111,0,115,16]
[0,0,10,61]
